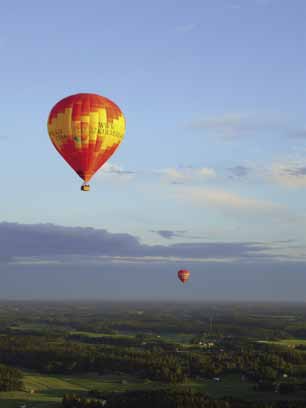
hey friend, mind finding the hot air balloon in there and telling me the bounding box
[178,269,190,284]
[47,93,126,191]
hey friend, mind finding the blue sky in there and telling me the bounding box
[1,0,306,300]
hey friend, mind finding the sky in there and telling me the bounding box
[1,0,306,300]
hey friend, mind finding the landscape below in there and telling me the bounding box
[0,301,306,407]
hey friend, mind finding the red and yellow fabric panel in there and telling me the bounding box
[178,269,190,283]
[47,93,126,182]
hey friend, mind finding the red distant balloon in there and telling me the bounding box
[178,269,190,284]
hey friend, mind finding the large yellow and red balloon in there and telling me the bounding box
[178,269,190,284]
[47,93,125,189]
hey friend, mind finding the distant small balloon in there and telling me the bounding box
[178,269,190,284]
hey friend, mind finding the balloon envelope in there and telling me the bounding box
[178,269,190,283]
[47,93,125,183]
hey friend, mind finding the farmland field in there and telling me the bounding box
[258,339,306,347]
[0,372,162,408]
[1,301,306,407]
[2,370,306,407]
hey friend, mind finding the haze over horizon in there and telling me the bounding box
[1,0,306,300]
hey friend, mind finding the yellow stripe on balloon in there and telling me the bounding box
[64,108,72,137]
[72,120,82,149]
[89,111,99,143]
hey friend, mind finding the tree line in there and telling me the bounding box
[0,363,23,391]
[1,334,306,384]
[62,389,306,408]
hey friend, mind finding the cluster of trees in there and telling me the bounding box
[256,380,306,394]
[1,334,306,384]
[186,343,295,380]
[0,363,23,391]
[63,390,239,408]
[3,301,306,342]
[62,389,306,408]
[67,333,177,351]
[63,394,106,408]
[0,335,186,383]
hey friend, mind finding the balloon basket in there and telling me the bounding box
[81,184,90,192]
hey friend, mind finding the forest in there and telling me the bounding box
[1,301,306,407]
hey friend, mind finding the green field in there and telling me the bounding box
[2,371,306,408]
[184,374,306,401]
[158,332,194,344]
[70,330,135,339]
[258,339,306,347]
[0,371,162,408]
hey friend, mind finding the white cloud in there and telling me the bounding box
[198,167,216,177]
[100,255,238,264]
[270,161,306,188]
[186,112,302,140]
[98,163,135,181]
[160,167,216,184]
[215,158,306,189]
[227,165,251,178]
[189,114,247,138]
[11,257,62,266]
[161,168,187,183]
[96,164,217,185]
[174,186,283,213]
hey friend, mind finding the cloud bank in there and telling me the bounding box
[0,222,279,266]
[0,223,305,301]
